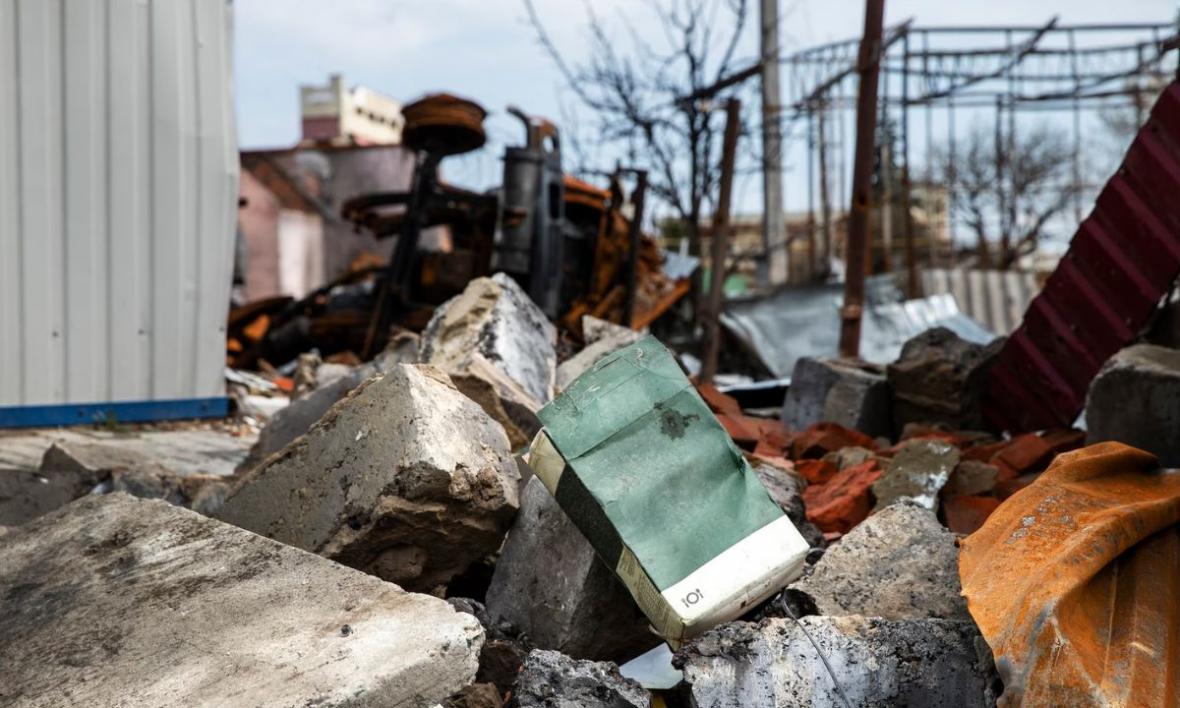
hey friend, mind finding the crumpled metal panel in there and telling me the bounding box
[959,442,1180,707]
[721,275,994,378]
[986,82,1180,432]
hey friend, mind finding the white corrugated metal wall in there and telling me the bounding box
[0,0,238,410]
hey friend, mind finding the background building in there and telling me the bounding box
[299,73,405,146]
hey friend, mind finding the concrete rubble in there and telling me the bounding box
[217,364,520,592]
[511,649,651,708]
[0,493,483,707]
[782,357,892,438]
[678,616,997,708]
[788,501,969,621]
[872,439,960,511]
[0,310,1092,706]
[555,316,642,391]
[887,327,1003,434]
[420,273,558,448]
[239,332,419,472]
[1086,343,1180,466]
[484,478,658,662]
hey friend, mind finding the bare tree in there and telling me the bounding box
[933,122,1079,270]
[523,0,750,274]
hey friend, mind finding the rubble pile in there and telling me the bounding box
[217,364,520,592]
[8,274,1180,707]
[0,494,483,707]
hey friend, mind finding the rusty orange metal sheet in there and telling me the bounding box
[959,442,1180,706]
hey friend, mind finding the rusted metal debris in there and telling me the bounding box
[960,442,1180,707]
[401,93,488,155]
[228,95,692,369]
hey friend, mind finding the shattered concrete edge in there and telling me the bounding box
[217,364,520,591]
[0,493,484,708]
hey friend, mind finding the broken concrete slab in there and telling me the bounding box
[0,427,254,476]
[513,650,651,708]
[679,616,996,708]
[41,440,171,478]
[420,273,557,448]
[39,440,233,512]
[887,327,1003,434]
[582,315,638,346]
[484,478,658,662]
[0,467,100,526]
[239,333,419,472]
[789,501,969,620]
[1086,343,1180,466]
[556,322,642,391]
[782,357,892,438]
[218,364,520,593]
[0,493,483,707]
[873,439,959,511]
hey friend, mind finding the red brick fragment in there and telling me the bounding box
[996,472,1041,500]
[1040,428,1085,455]
[993,433,1053,479]
[795,459,838,485]
[803,460,883,534]
[716,413,761,447]
[943,495,1001,535]
[790,422,877,460]
[697,383,742,416]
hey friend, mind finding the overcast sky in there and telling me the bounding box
[235,0,1178,219]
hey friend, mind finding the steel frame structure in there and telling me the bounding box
[774,18,1180,283]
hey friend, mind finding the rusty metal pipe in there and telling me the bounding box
[838,0,886,359]
[701,99,742,383]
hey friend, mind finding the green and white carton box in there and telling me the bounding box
[528,335,809,646]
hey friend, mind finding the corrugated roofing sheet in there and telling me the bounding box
[986,81,1180,432]
[921,267,1038,335]
[721,276,995,378]
[0,0,238,414]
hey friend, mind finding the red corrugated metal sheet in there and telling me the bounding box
[986,82,1180,432]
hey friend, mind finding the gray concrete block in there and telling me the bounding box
[872,439,959,511]
[240,333,418,473]
[420,273,556,448]
[782,358,892,438]
[788,501,969,621]
[218,364,519,592]
[0,493,483,707]
[1086,344,1180,466]
[484,478,658,663]
[886,327,1003,434]
[513,650,651,708]
[680,616,997,707]
[0,467,99,526]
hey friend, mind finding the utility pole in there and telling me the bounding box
[760,0,786,286]
[838,0,885,359]
[701,100,742,384]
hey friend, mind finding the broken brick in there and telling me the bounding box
[803,460,883,534]
[943,495,1001,535]
[996,472,1041,500]
[697,383,742,417]
[992,433,1053,480]
[789,423,877,460]
[716,413,760,447]
[795,459,838,485]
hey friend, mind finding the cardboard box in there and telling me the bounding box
[529,336,808,645]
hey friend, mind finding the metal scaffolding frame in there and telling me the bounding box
[771,18,1180,283]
